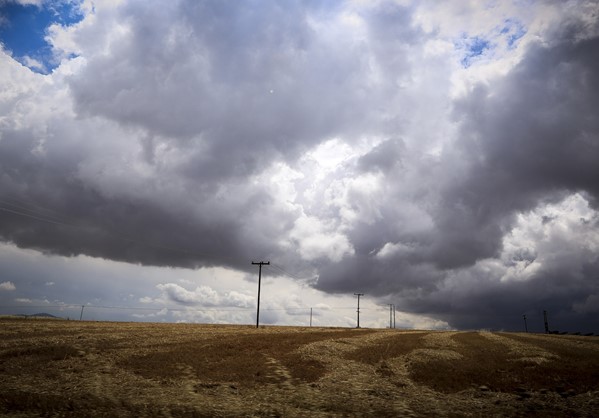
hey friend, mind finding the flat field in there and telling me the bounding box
[1,318,598,417]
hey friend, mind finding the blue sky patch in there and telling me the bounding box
[0,0,83,74]
[501,19,526,48]
[460,36,491,68]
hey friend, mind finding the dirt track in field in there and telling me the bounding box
[1,318,598,417]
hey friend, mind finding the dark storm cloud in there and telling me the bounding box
[357,138,405,173]
[0,1,422,273]
[313,19,599,332]
[0,126,251,270]
[430,24,599,268]
[2,1,599,332]
[67,0,409,181]
[402,242,599,333]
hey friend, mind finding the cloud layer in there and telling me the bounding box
[1,0,598,332]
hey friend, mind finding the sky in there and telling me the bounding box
[0,0,598,332]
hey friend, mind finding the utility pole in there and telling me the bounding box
[354,293,364,328]
[388,304,393,329]
[79,305,85,321]
[310,307,313,327]
[523,314,528,333]
[252,261,270,328]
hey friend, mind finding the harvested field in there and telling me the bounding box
[1,318,598,417]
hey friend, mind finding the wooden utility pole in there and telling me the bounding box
[354,293,364,328]
[252,261,270,328]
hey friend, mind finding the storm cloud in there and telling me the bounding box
[1,0,598,332]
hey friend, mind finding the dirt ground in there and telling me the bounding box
[1,318,598,417]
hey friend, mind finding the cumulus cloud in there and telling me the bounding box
[157,283,254,308]
[0,281,16,291]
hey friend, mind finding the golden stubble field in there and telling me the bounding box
[1,318,598,417]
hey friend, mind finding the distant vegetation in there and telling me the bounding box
[2,313,62,319]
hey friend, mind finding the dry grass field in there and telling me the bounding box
[1,318,598,417]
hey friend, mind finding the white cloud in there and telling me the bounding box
[18,55,47,73]
[376,242,415,259]
[289,215,354,262]
[500,193,599,283]
[157,283,220,306]
[155,282,256,310]
[0,281,16,291]
[132,307,168,319]
[225,290,254,308]
[15,0,43,6]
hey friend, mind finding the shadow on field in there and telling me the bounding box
[122,330,376,386]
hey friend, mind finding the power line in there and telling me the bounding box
[0,197,70,222]
[0,303,364,312]
[0,197,340,291]
[267,263,303,281]
[0,198,242,263]
[0,205,71,227]
[0,303,405,328]
[267,263,317,283]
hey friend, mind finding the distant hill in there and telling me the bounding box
[11,313,62,319]
[31,313,60,318]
